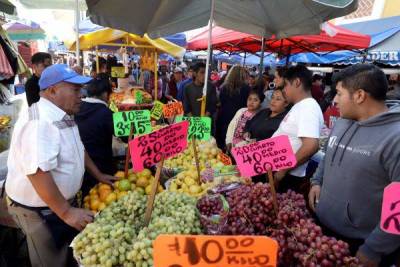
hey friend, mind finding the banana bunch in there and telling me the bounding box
[139,51,155,71]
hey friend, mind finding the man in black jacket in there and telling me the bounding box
[25,52,52,106]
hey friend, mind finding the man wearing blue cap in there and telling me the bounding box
[5,64,116,267]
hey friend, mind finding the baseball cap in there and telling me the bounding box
[39,64,92,90]
[174,67,183,73]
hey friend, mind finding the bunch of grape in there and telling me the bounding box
[72,191,201,267]
[72,191,146,267]
[197,185,362,267]
[126,192,202,267]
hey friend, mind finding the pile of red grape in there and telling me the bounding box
[197,183,362,267]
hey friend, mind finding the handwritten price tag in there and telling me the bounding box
[381,182,400,235]
[231,135,297,177]
[153,235,278,267]
[113,110,152,137]
[111,66,125,78]
[176,116,211,140]
[218,152,232,166]
[129,121,189,171]
[151,100,164,120]
[163,101,184,119]
[135,91,143,104]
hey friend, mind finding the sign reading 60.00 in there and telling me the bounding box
[129,121,189,171]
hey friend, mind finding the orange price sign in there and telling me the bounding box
[219,152,232,166]
[153,234,278,267]
[163,101,184,119]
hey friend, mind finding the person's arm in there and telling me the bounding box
[225,109,245,150]
[308,152,325,211]
[27,169,93,230]
[275,137,319,182]
[183,84,191,114]
[355,140,400,266]
[84,152,117,185]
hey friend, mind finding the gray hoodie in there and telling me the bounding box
[313,101,400,261]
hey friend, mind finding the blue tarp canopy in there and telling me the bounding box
[281,16,400,66]
[214,52,281,66]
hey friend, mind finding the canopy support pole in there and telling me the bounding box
[201,0,215,116]
[96,46,99,73]
[243,52,247,66]
[154,50,158,101]
[259,36,265,78]
[74,0,80,67]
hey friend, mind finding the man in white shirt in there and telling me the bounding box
[5,64,116,267]
[273,65,323,193]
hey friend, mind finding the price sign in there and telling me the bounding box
[111,66,125,78]
[109,101,118,113]
[176,116,211,140]
[113,110,152,137]
[218,152,232,166]
[153,235,278,267]
[135,91,143,104]
[163,101,184,119]
[231,135,297,177]
[129,121,189,171]
[381,182,400,235]
[151,100,164,120]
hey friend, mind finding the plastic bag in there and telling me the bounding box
[196,194,229,235]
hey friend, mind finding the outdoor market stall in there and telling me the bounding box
[69,28,185,110]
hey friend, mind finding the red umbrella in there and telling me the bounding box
[187,23,371,56]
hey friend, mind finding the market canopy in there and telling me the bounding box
[85,0,358,39]
[283,16,400,66]
[78,18,187,47]
[3,21,46,41]
[188,23,371,56]
[15,0,87,10]
[69,28,186,58]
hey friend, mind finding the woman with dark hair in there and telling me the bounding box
[244,88,290,142]
[225,90,265,151]
[215,65,250,149]
[75,78,116,196]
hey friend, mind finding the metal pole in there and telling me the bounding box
[75,0,80,67]
[243,52,247,66]
[259,36,265,78]
[96,46,99,73]
[201,0,215,116]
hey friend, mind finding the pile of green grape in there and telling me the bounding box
[72,191,201,267]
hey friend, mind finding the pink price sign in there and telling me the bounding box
[129,121,189,172]
[380,182,400,235]
[231,135,297,177]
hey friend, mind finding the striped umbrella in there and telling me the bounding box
[3,21,46,41]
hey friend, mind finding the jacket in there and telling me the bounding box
[314,101,400,261]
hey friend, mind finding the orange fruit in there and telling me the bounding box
[98,183,112,192]
[105,192,117,204]
[98,202,106,211]
[99,188,112,202]
[115,171,125,180]
[90,199,100,211]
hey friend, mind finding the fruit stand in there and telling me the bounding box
[71,109,363,267]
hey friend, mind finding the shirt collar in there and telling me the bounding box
[38,97,67,121]
[82,97,108,107]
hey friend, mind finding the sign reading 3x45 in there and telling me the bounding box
[113,110,152,137]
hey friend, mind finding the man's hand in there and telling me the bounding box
[97,173,118,186]
[61,207,94,231]
[356,250,379,267]
[274,170,287,188]
[308,185,321,212]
